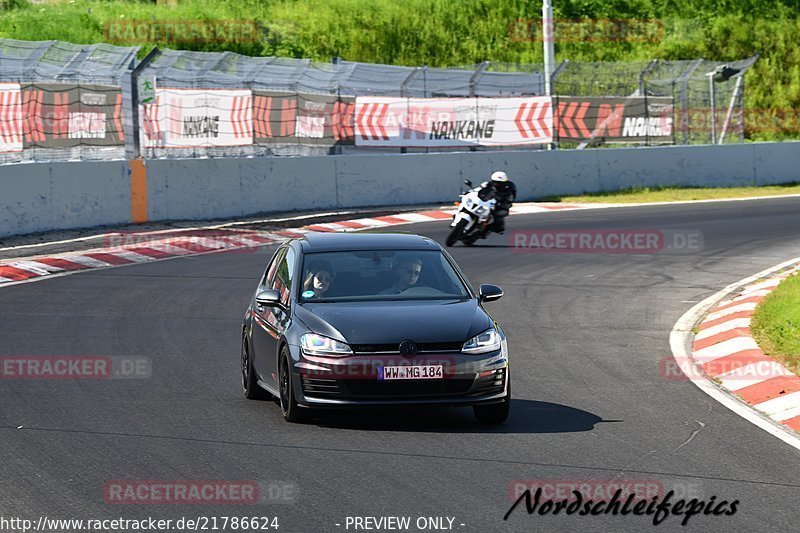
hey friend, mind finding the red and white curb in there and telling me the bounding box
[6,193,800,288]
[671,257,800,450]
[0,204,587,288]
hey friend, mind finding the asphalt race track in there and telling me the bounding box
[2,197,800,532]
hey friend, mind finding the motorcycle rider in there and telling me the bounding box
[476,171,516,235]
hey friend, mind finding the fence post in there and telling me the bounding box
[129,47,160,159]
[677,59,703,145]
[639,60,658,146]
[739,76,746,142]
[719,75,743,144]
[469,62,489,152]
[469,61,489,96]
[400,67,425,154]
[550,60,569,98]
[549,60,569,149]
[423,66,428,153]
[672,81,677,146]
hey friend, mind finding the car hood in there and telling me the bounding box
[294,299,492,345]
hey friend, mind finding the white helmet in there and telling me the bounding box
[491,171,509,183]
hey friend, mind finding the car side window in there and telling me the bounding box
[270,248,295,307]
[262,248,286,287]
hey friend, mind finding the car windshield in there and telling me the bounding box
[299,250,470,302]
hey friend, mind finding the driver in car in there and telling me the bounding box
[379,257,422,295]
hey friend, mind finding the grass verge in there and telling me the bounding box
[542,183,800,204]
[751,272,800,373]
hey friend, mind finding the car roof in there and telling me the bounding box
[296,232,442,253]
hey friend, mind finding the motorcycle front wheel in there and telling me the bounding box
[445,218,469,247]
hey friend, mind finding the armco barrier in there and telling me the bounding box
[1,142,799,238]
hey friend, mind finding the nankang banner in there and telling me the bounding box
[554,96,674,144]
[354,96,553,147]
[140,88,252,148]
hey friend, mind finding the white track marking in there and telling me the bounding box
[9,261,60,276]
[695,318,751,340]
[345,218,393,228]
[15,260,67,273]
[389,213,441,223]
[693,337,760,363]
[107,250,157,263]
[768,403,800,422]
[57,255,114,268]
[706,302,759,321]
[740,279,783,294]
[730,289,773,301]
[754,391,800,419]
[306,223,349,231]
[510,205,561,214]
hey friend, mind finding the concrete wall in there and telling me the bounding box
[2,142,799,238]
[0,160,130,238]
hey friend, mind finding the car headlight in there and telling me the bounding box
[462,328,501,354]
[300,333,353,357]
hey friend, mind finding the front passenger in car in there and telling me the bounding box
[303,260,334,298]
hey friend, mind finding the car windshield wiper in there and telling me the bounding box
[302,299,337,303]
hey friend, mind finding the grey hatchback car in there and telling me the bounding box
[241,232,510,423]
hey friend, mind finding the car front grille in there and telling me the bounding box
[351,341,463,354]
[341,378,473,398]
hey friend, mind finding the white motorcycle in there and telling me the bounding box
[445,180,497,247]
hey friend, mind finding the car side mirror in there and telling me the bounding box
[464,179,473,187]
[255,288,282,307]
[479,284,503,303]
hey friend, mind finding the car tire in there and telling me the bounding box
[446,219,468,247]
[242,335,271,400]
[473,373,511,424]
[279,348,309,423]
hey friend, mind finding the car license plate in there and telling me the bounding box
[379,365,443,380]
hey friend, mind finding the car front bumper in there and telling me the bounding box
[291,350,509,407]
